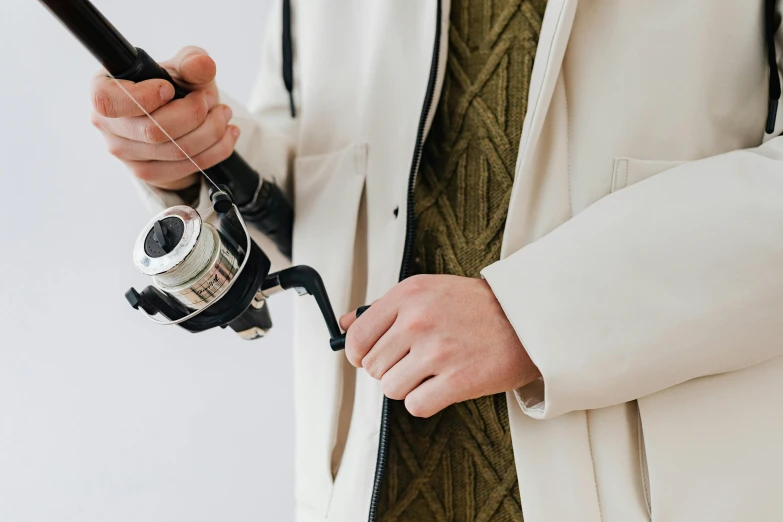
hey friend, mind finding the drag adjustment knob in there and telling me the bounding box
[153,220,169,251]
[143,217,185,258]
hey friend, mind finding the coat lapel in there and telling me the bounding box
[502,0,578,256]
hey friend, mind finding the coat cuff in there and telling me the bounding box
[481,262,553,419]
[133,175,214,220]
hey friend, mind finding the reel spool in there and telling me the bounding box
[133,206,239,311]
[125,190,350,349]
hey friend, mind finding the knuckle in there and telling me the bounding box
[210,112,229,140]
[193,95,210,125]
[344,333,364,366]
[381,377,404,401]
[181,45,207,57]
[344,347,362,369]
[92,90,115,117]
[450,366,476,391]
[425,343,449,369]
[219,136,234,159]
[345,351,362,368]
[89,112,103,130]
[132,164,156,183]
[143,123,167,144]
[345,324,367,352]
[400,274,427,296]
[107,142,125,159]
[404,314,430,334]
[169,145,189,161]
[405,395,431,418]
[362,358,381,380]
[139,88,160,112]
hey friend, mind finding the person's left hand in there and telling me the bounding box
[341,274,541,418]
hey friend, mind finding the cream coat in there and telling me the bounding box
[138,1,783,520]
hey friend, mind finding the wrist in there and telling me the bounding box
[153,173,200,192]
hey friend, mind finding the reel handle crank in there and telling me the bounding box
[329,305,371,352]
[261,268,369,352]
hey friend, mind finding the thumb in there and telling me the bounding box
[161,46,217,87]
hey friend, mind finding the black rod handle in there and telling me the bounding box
[107,47,262,209]
[38,0,138,73]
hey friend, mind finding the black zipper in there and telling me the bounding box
[367,1,442,520]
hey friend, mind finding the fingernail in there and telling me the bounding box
[222,105,233,121]
[230,126,240,138]
[159,83,174,101]
[205,91,218,106]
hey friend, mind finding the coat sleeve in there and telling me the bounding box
[136,0,298,270]
[481,136,783,420]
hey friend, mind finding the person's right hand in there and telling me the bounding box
[90,46,240,191]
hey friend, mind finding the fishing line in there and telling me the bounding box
[106,73,220,190]
[38,0,343,344]
[108,71,359,343]
[106,72,257,323]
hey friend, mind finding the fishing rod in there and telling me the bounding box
[37,0,356,348]
[38,0,293,259]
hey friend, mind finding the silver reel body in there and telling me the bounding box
[133,206,240,311]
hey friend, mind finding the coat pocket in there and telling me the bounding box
[636,406,652,519]
[610,157,687,193]
[635,356,783,521]
[290,143,368,516]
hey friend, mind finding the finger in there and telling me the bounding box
[344,298,399,368]
[96,90,218,143]
[404,375,460,418]
[103,105,232,161]
[340,309,358,331]
[91,73,175,118]
[161,46,217,87]
[361,323,411,380]
[380,351,432,401]
[126,125,240,188]
[340,304,375,330]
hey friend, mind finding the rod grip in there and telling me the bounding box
[119,49,293,258]
[38,0,293,257]
[115,48,259,204]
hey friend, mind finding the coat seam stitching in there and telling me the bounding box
[585,412,604,522]
[621,158,628,189]
[637,405,653,519]
[611,159,620,193]
[564,71,573,216]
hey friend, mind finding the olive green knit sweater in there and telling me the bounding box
[378,0,547,520]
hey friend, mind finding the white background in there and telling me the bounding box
[0,0,296,520]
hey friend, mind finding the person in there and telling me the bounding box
[88,1,783,521]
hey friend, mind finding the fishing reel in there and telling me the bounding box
[126,189,351,349]
[37,0,359,349]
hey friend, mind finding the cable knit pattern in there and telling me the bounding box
[378,0,547,520]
